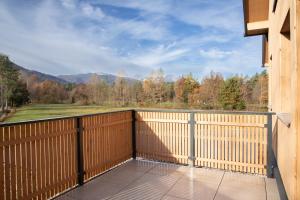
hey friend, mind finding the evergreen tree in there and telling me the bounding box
[219,77,246,110]
[10,81,30,107]
[0,55,23,110]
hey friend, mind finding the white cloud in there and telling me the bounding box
[0,0,262,79]
[95,0,243,32]
[61,0,76,9]
[81,2,105,19]
[0,0,150,76]
[199,49,235,59]
[131,45,189,67]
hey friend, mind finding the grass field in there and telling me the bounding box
[4,104,131,123]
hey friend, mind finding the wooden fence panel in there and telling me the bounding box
[0,109,271,199]
[82,111,132,181]
[135,111,190,165]
[0,118,78,200]
[195,113,267,175]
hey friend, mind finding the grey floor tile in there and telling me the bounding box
[182,167,224,184]
[57,161,280,200]
[214,172,266,200]
[66,180,124,200]
[167,178,219,200]
[162,195,188,200]
[265,178,280,200]
[108,181,165,200]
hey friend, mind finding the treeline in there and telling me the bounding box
[25,69,268,111]
[0,55,268,111]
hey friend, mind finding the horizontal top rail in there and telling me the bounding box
[135,108,275,115]
[0,108,275,127]
[0,109,133,127]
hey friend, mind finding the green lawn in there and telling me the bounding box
[5,104,131,123]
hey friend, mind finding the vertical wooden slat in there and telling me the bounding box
[4,126,11,200]
[0,127,5,199]
[0,127,4,200]
[10,126,16,200]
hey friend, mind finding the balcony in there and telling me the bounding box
[57,159,279,200]
[0,109,281,200]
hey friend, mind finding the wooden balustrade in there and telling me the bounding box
[0,109,274,200]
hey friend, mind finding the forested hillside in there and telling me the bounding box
[0,55,268,112]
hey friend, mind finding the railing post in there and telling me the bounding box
[132,110,136,159]
[267,114,275,178]
[76,117,84,185]
[189,112,196,167]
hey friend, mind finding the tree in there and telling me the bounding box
[70,84,89,105]
[175,74,198,104]
[113,75,130,106]
[130,81,144,105]
[10,81,30,107]
[0,55,21,111]
[143,69,166,104]
[34,80,68,103]
[189,72,224,109]
[252,71,268,106]
[87,74,109,105]
[165,82,175,102]
[219,77,246,110]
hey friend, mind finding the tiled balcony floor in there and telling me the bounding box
[57,159,280,200]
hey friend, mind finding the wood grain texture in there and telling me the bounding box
[0,118,77,200]
[82,111,132,181]
[195,113,267,175]
[136,111,189,165]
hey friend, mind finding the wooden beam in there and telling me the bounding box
[247,20,269,31]
[246,20,269,36]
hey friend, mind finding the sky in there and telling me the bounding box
[0,0,263,80]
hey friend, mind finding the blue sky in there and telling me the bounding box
[0,0,263,80]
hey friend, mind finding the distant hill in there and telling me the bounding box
[58,73,139,85]
[11,62,139,85]
[12,63,68,84]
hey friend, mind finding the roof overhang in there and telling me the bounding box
[243,0,269,36]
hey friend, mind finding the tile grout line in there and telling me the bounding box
[159,173,185,200]
[212,171,225,200]
[106,161,158,200]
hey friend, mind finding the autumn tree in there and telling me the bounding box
[189,72,224,109]
[143,69,166,104]
[87,74,109,105]
[33,80,68,103]
[70,84,89,105]
[129,81,144,105]
[113,76,130,106]
[174,74,198,104]
[252,71,268,106]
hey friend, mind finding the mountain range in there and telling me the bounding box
[12,62,139,85]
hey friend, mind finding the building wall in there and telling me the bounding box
[267,0,300,199]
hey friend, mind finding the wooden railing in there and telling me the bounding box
[0,109,274,200]
[135,110,274,176]
[0,110,133,200]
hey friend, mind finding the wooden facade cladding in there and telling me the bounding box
[243,0,300,199]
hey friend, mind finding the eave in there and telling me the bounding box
[243,0,269,36]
